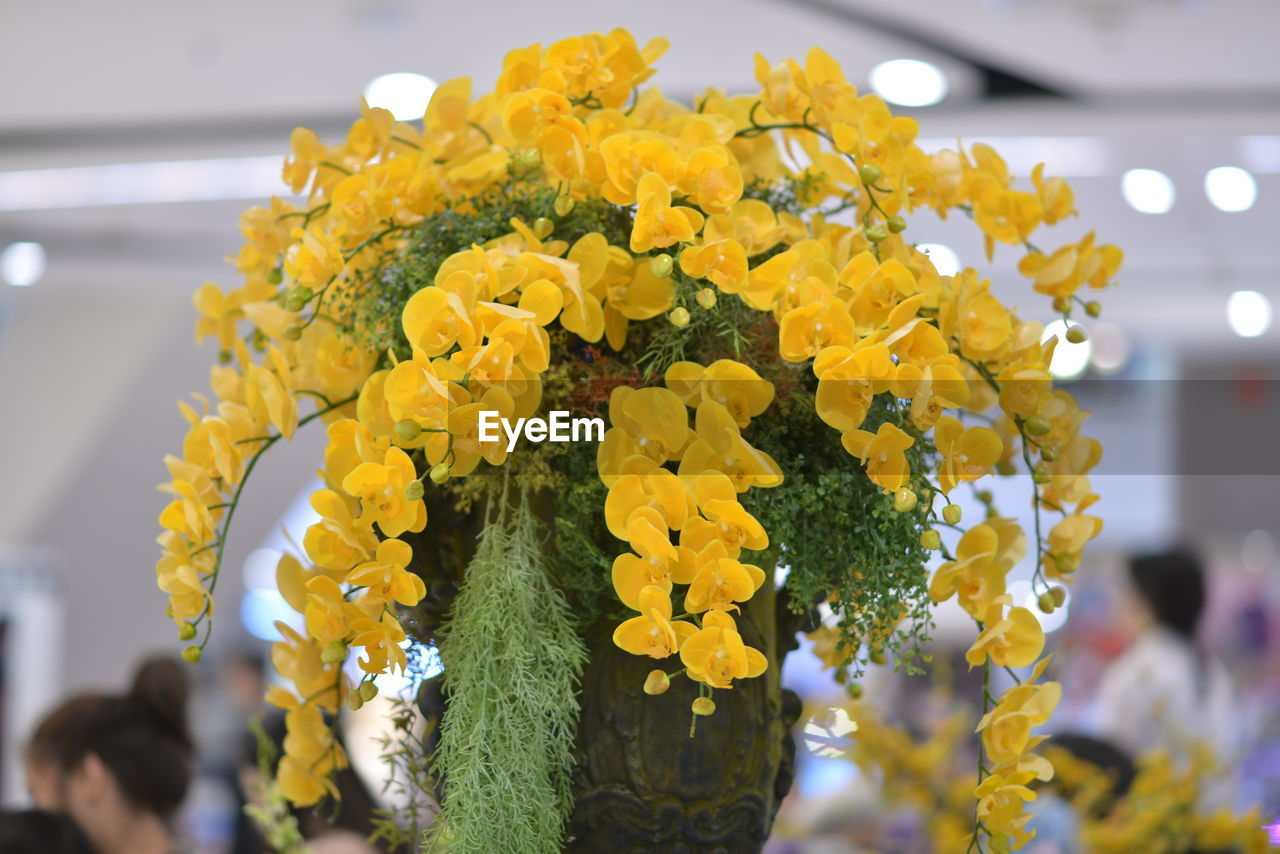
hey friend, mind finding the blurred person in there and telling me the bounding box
[0,809,94,854]
[1093,548,1236,804]
[24,657,194,854]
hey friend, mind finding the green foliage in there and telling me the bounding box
[369,646,443,850]
[428,484,588,854]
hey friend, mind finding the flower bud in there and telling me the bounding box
[643,670,670,695]
[650,253,674,278]
[942,504,962,525]
[976,490,994,505]
[1040,445,1059,462]
[282,324,303,341]
[348,691,364,711]
[429,463,450,484]
[920,529,941,551]
[182,646,203,664]
[668,307,690,328]
[892,489,917,512]
[267,267,283,285]
[865,225,888,243]
[532,217,554,239]
[886,215,907,233]
[403,480,425,501]
[1033,465,1051,484]
[359,681,379,702]
[695,287,717,310]
[517,148,542,170]
[1066,326,1087,344]
[846,681,863,699]
[1055,553,1079,574]
[1052,296,1072,314]
[322,641,347,664]
[1051,586,1067,606]
[218,349,233,364]
[869,648,887,666]
[1025,415,1052,436]
[1037,592,1057,614]
[395,419,423,441]
[1085,300,1102,318]
[178,622,197,641]
[552,194,575,216]
[858,163,882,186]
[997,459,1017,476]
[691,697,716,716]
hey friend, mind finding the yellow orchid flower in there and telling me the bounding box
[613,585,697,658]
[303,488,377,574]
[597,386,691,484]
[933,415,1002,494]
[778,299,855,362]
[346,538,426,607]
[930,521,1025,619]
[270,622,341,711]
[677,401,783,491]
[341,446,427,537]
[977,680,1061,765]
[841,421,914,493]
[351,608,409,674]
[679,610,768,689]
[684,552,765,614]
[966,599,1045,669]
[629,171,705,253]
[813,342,894,432]
[402,284,479,357]
[664,359,775,429]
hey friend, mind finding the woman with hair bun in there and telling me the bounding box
[24,656,194,854]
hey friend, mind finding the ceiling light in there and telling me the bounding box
[1226,290,1272,338]
[1121,168,1175,214]
[1042,319,1091,379]
[1204,166,1257,212]
[916,242,960,276]
[869,59,948,107]
[1,241,46,287]
[363,72,438,121]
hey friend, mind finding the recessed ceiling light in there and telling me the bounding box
[916,242,960,276]
[869,59,948,107]
[1121,168,1175,214]
[363,72,438,122]
[1204,166,1257,213]
[1042,319,1091,379]
[1,241,46,287]
[1226,290,1272,338]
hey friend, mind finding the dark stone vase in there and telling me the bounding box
[564,582,804,854]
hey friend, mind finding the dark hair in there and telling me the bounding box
[0,809,94,854]
[27,656,194,818]
[1127,548,1206,640]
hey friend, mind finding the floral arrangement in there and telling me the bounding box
[154,28,1119,852]
[820,702,1270,853]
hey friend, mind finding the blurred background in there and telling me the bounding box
[1,0,1277,850]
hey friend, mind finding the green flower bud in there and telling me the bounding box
[1055,553,1079,574]
[517,148,542,170]
[178,622,197,641]
[1052,296,1072,314]
[858,163,882,186]
[282,324,302,341]
[1033,465,1052,484]
[668,307,691,328]
[218,349,233,364]
[691,697,716,716]
[1085,300,1102,318]
[892,489,918,512]
[1066,325,1088,344]
[1040,445,1059,462]
[865,225,888,243]
[1037,592,1057,614]
[267,267,283,285]
[395,419,423,441]
[943,504,962,525]
[359,681,379,702]
[552,194,575,217]
[847,681,863,699]
[1051,586,1068,606]
[429,463,451,484]
[650,253,674,278]
[532,217,554,239]
[920,530,941,551]
[887,215,907,233]
[643,670,670,695]
[403,480,425,501]
[348,692,364,711]
[182,646,203,664]
[1025,415,1052,436]
[695,287,717,310]
[322,641,347,664]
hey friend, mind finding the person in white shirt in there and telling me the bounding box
[1093,548,1236,807]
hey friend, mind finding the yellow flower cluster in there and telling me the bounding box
[155,28,1120,825]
